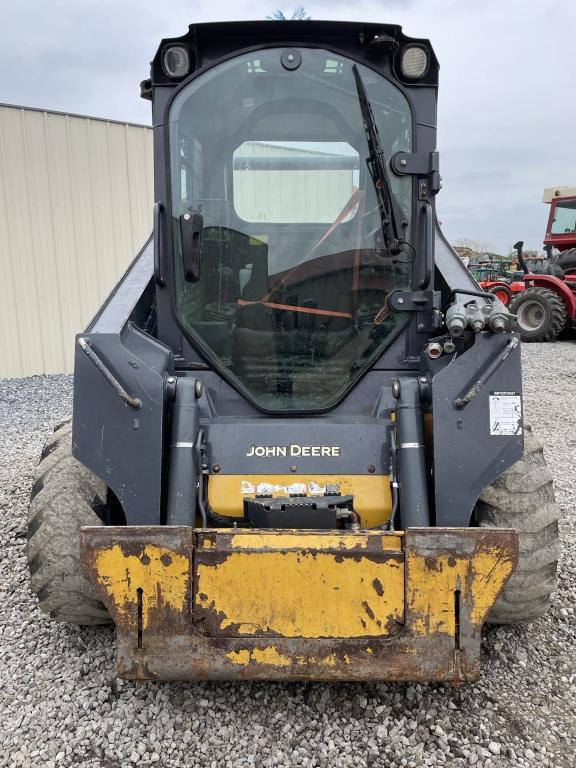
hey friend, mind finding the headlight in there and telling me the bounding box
[163,46,190,78]
[400,46,428,79]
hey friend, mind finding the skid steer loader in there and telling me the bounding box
[27,20,560,683]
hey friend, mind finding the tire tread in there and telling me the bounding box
[27,421,112,625]
[475,432,560,623]
[509,286,567,342]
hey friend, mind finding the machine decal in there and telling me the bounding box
[240,480,327,495]
[246,445,341,457]
[489,392,522,436]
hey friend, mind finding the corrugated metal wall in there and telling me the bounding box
[0,104,153,378]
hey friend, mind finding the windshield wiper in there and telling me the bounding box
[352,64,405,257]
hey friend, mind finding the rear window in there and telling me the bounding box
[233,141,360,224]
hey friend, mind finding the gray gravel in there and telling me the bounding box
[1,344,575,768]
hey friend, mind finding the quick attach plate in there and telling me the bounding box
[80,525,518,683]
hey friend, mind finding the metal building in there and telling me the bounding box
[0,104,153,378]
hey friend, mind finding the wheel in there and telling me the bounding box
[485,283,512,305]
[474,428,560,623]
[553,248,576,275]
[508,286,567,342]
[27,420,112,625]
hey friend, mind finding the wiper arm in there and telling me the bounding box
[352,64,404,256]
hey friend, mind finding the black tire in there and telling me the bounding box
[485,283,512,305]
[509,286,567,342]
[553,248,576,275]
[474,429,560,623]
[27,421,112,625]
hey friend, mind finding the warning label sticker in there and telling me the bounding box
[489,392,522,436]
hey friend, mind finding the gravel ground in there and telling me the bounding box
[0,344,574,768]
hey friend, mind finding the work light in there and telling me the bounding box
[163,46,190,78]
[400,46,428,79]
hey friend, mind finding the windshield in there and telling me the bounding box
[169,48,413,411]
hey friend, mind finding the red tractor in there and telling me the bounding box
[509,230,576,342]
[544,186,576,273]
[476,267,517,305]
[470,260,524,306]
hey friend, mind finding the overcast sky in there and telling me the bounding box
[2,0,575,254]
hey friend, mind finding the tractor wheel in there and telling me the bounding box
[474,428,560,623]
[485,283,512,305]
[553,248,576,275]
[27,420,112,625]
[509,287,567,342]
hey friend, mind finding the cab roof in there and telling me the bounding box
[147,19,438,90]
